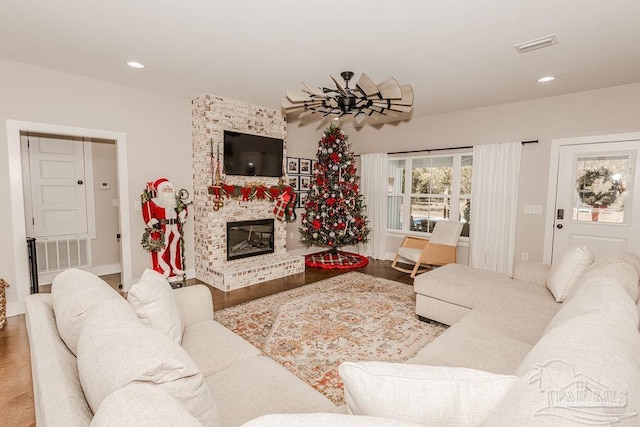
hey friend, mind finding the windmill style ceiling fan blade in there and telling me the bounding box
[396,85,414,106]
[376,77,402,99]
[302,81,328,97]
[330,75,348,96]
[286,89,314,103]
[281,97,305,111]
[355,73,379,97]
[282,71,413,124]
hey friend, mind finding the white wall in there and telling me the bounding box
[286,83,640,262]
[0,59,192,312]
[91,141,120,271]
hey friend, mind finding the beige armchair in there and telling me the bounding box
[391,221,464,278]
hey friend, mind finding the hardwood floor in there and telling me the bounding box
[0,259,414,426]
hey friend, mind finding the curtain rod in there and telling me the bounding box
[354,140,538,157]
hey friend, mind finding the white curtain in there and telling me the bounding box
[470,142,522,275]
[360,153,388,259]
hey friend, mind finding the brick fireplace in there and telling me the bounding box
[192,95,304,291]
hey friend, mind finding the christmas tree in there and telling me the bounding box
[300,125,371,255]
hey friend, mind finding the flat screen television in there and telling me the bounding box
[223,131,284,177]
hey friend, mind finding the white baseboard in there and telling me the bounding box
[7,301,23,317]
[38,263,122,286]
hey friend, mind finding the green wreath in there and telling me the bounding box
[141,227,166,252]
[576,168,622,207]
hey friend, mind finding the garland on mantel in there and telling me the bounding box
[208,183,297,221]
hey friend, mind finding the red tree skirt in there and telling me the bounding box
[305,250,369,270]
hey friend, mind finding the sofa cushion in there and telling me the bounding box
[622,252,640,276]
[414,263,553,311]
[51,268,122,356]
[181,320,261,377]
[91,383,203,427]
[487,307,640,426]
[339,361,517,426]
[205,355,335,426]
[77,298,219,426]
[127,268,184,344]
[545,246,594,302]
[544,273,639,336]
[577,260,639,303]
[408,321,533,375]
[460,298,561,345]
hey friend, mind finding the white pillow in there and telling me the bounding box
[546,246,594,302]
[242,413,423,427]
[127,269,184,344]
[91,383,203,427]
[77,299,218,426]
[339,361,518,426]
[51,268,122,355]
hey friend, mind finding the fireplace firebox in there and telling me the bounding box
[226,219,275,261]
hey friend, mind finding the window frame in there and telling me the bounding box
[387,152,472,242]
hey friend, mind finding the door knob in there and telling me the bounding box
[556,224,563,229]
[77,180,84,185]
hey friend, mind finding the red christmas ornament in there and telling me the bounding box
[312,219,321,230]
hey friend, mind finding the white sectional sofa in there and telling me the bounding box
[25,268,337,426]
[26,248,640,426]
[247,249,640,426]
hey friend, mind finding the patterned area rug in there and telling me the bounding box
[214,271,447,404]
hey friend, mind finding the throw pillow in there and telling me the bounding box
[77,299,218,426]
[546,246,594,302]
[50,268,122,356]
[92,383,203,427]
[242,413,424,426]
[127,268,184,344]
[339,361,518,426]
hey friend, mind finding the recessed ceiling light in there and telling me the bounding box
[127,61,144,69]
[537,76,555,83]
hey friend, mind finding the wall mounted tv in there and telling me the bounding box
[223,131,284,177]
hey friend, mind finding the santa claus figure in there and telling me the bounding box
[142,178,187,281]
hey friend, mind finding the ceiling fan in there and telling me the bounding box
[282,71,414,124]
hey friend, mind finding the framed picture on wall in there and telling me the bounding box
[288,176,299,190]
[296,191,309,208]
[299,175,312,190]
[286,157,300,174]
[310,159,316,173]
[299,158,312,174]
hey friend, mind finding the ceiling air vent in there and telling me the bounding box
[514,34,558,53]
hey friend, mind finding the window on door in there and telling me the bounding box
[387,153,472,237]
[573,154,630,224]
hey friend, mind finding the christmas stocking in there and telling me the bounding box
[273,192,292,221]
[286,193,297,222]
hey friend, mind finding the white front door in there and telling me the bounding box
[552,140,640,262]
[25,135,89,237]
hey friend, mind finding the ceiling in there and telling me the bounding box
[1,0,639,122]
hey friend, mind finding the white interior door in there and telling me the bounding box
[27,136,88,237]
[552,141,640,261]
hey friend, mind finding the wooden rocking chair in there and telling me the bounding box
[391,221,464,278]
